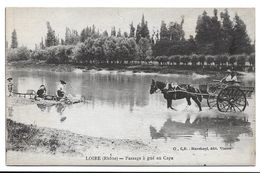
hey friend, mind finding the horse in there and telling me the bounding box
[149,79,202,111]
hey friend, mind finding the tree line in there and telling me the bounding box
[7,9,255,71]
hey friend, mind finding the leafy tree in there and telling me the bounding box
[136,24,141,42]
[7,46,30,61]
[248,53,255,67]
[220,9,233,54]
[11,29,18,48]
[103,37,117,63]
[219,54,228,66]
[195,10,222,54]
[191,54,198,66]
[237,54,246,67]
[168,19,185,41]
[111,26,116,37]
[115,37,130,64]
[137,38,152,63]
[180,55,190,66]
[198,54,205,66]
[172,55,180,66]
[230,14,252,54]
[136,15,150,42]
[117,29,122,37]
[228,55,237,67]
[210,9,222,54]
[31,49,48,61]
[129,22,135,37]
[206,55,214,66]
[80,26,92,42]
[73,43,87,63]
[160,21,169,40]
[45,22,59,47]
[127,38,138,63]
[123,32,128,38]
[93,37,106,63]
[195,11,213,45]
[214,55,221,67]
[65,27,80,45]
[102,30,109,37]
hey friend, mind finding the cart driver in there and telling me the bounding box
[221,69,238,84]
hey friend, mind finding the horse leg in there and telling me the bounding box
[167,99,177,111]
[186,97,191,106]
[192,97,202,111]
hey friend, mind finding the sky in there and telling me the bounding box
[6,8,255,49]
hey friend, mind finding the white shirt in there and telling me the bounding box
[225,75,237,82]
[57,84,66,92]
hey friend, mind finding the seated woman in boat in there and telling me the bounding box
[56,80,66,100]
[37,85,47,98]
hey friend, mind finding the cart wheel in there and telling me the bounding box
[207,94,217,109]
[217,86,246,112]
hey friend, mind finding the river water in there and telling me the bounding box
[7,69,256,165]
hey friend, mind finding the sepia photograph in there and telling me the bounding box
[5,7,255,166]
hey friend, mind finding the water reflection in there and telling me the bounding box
[150,115,253,146]
[36,103,67,123]
[7,106,14,117]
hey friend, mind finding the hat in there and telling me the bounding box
[60,80,66,84]
[226,69,231,73]
[7,77,12,81]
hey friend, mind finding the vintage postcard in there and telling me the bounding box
[5,8,255,165]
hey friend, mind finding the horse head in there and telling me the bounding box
[150,79,166,94]
[150,79,157,94]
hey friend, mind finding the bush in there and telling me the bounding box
[206,55,214,65]
[46,45,74,64]
[180,55,190,66]
[229,55,237,66]
[191,54,198,66]
[219,54,228,66]
[237,54,247,67]
[31,49,48,61]
[214,55,221,66]
[249,53,255,66]
[7,47,30,61]
[198,54,205,66]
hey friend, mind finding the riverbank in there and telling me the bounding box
[6,118,155,165]
[7,61,232,75]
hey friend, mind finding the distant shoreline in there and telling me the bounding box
[6,61,240,76]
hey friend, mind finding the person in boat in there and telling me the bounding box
[221,69,238,84]
[7,77,14,97]
[56,80,66,100]
[36,85,47,98]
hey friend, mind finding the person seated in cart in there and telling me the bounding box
[56,80,67,100]
[165,80,185,92]
[36,85,47,98]
[221,69,238,85]
[7,77,14,97]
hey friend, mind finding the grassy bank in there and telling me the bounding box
[6,119,153,158]
[7,61,232,75]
